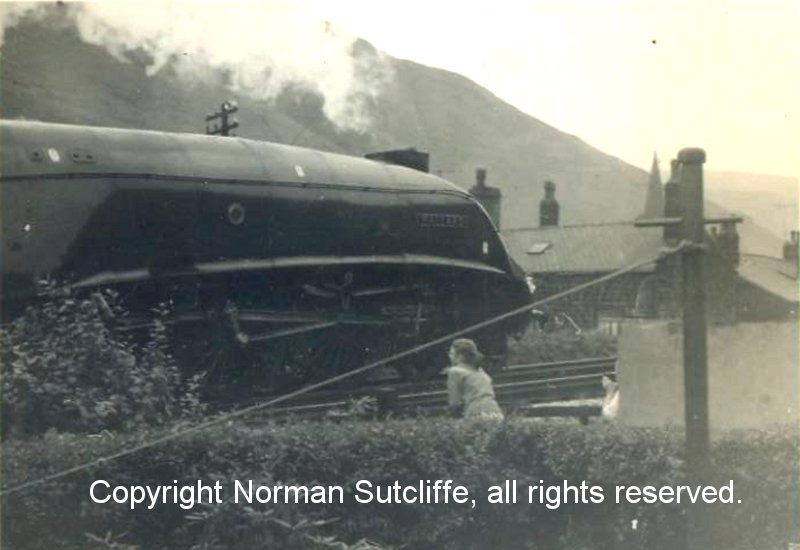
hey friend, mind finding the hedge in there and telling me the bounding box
[507,327,617,364]
[2,418,797,549]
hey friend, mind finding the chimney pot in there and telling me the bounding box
[719,221,740,266]
[678,148,706,164]
[469,168,502,228]
[539,180,559,227]
[669,159,679,182]
[784,231,799,262]
[476,168,487,187]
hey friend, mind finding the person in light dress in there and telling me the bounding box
[445,338,504,422]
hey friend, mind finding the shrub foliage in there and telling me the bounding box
[3,418,797,550]
[508,325,617,364]
[1,286,203,437]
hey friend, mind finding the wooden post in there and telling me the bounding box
[374,387,398,419]
[635,148,742,549]
[677,147,710,549]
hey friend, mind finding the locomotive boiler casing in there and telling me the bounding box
[1,120,530,391]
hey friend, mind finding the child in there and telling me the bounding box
[601,375,619,420]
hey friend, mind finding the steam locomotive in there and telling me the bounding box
[1,120,531,396]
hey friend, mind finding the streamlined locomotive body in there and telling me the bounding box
[1,120,530,396]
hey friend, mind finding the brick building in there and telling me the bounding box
[500,158,750,331]
[735,232,799,321]
[502,219,665,329]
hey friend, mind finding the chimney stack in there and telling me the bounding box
[469,168,502,228]
[718,221,740,266]
[539,180,559,227]
[784,230,799,263]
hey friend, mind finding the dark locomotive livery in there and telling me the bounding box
[1,120,530,396]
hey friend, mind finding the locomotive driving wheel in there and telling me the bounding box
[247,324,382,392]
[162,305,421,401]
[167,305,253,401]
[109,268,448,402]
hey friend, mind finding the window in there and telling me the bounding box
[527,242,551,255]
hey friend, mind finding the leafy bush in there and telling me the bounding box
[3,418,797,550]
[508,325,617,364]
[1,285,204,437]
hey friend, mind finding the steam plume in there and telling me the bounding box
[0,2,394,132]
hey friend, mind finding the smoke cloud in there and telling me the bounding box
[0,2,394,132]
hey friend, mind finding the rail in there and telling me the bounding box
[252,356,616,420]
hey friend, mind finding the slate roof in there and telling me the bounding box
[501,222,664,274]
[737,254,799,303]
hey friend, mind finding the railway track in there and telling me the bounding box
[245,356,616,421]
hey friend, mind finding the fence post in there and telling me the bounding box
[374,387,398,419]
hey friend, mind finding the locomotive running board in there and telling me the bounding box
[70,254,508,289]
[115,310,412,333]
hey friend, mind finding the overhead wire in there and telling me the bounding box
[0,240,689,497]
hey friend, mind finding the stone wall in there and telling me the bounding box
[616,319,799,430]
[533,254,739,331]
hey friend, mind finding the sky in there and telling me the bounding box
[291,0,798,177]
[1,0,797,177]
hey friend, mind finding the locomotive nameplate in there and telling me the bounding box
[416,212,468,229]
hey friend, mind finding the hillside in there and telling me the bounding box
[706,171,798,245]
[3,7,792,258]
[0,7,648,230]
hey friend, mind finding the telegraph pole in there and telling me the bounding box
[678,148,710,550]
[678,149,710,473]
[206,100,239,136]
[635,147,743,550]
